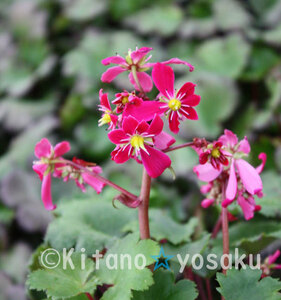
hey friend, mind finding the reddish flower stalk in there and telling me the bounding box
[222,205,229,275]
[85,293,94,300]
[138,168,151,239]
[206,279,213,300]
[62,159,138,202]
[163,141,194,153]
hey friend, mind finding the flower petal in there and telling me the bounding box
[181,94,201,107]
[101,66,126,82]
[101,56,126,65]
[129,72,153,92]
[35,138,52,159]
[54,141,71,158]
[168,111,180,134]
[219,129,238,148]
[268,250,280,265]
[99,89,111,110]
[122,116,139,135]
[154,131,176,150]
[82,167,105,194]
[201,198,215,208]
[123,100,163,123]
[237,193,255,220]
[235,159,263,195]
[108,129,128,145]
[140,146,171,178]
[130,47,153,63]
[161,58,194,72]
[238,137,251,154]
[112,146,131,163]
[148,114,163,136]
[33,163,47,181]
[177,82,195,98]
[193,163,222,182]
[225,160,237,201]
[256,152,267,174]
[41,173,56,211]
[152,62,174,99]
[180,107,198,120]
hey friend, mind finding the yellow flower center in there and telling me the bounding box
[99,113,111,126]
[168,99,181,111]
[130,135,145,150]
[211,148,220,158]
[122,96,129,105]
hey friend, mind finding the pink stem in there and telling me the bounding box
[62,159,138,202]
[163,142,194,153]
[138,168,151,239]
[222,206,229,275]
[194,275,208,300]
[206,278,213,300]
[85,293,94,300]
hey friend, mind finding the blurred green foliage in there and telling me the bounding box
[0,0,281,299]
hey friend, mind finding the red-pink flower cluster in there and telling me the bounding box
[100,48,201,177]
[33,138,105,210]
[261,250,281,278]
[194,130,266,220]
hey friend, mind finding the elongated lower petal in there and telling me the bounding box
[41,173,56,211]
[237,193,255,220]
[82,172,105,194]
[235,159,263,195]
[140,146,171,178]
[225,160,237,201]
[161,58,194,72]
[256,152,267,174]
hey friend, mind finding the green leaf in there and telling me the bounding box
[213,0,251,31]
[96,233,160,300]
[27,252,99,299]
[45,197,136,254]
[213,220,281,254]
[258,171,281,217]
[196,34,250,78]
[125,210,198,245]
[124,6,183,37]
[132,269,198,300]
[62,0,107,21]
[178,73,238,138]
[241,46,280,80]
[217,267,281,300]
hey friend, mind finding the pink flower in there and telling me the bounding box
[199,141,229,170]
[194,130,267,220]
[152,63,200,134]
[101,47,154,92]
[262,250,281,278]
[112,91,142,113]
[101,47,194,93]
[108,115,171,178]
[69,158,105,194]
[33,138,70,210]
[98,89,118,130]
